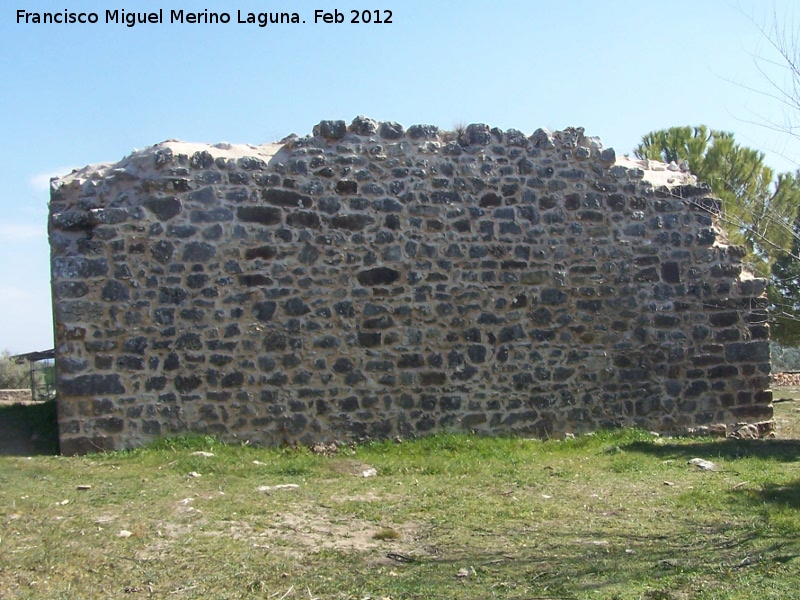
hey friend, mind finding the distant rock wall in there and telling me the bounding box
[49,117,773,455]
[0,390,33,404]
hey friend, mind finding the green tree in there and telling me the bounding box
[770,208,800,346]
[635,126,800,346]
[0,351,30,389]
[636,126,800,276]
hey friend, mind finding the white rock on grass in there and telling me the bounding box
[688,458,719,471]
[257,484,300,493]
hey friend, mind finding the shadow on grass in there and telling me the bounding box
[621,438,800,463]
[623,438,800,509]
[738,479,800,509]
[361,524,800,599]
[0,400,59,456]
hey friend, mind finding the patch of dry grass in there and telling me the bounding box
[1,404,800,599]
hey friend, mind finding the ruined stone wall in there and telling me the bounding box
[49,117,773,455]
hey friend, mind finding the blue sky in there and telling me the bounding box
[1,0,798,354]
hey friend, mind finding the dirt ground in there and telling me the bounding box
[0,388,798,457]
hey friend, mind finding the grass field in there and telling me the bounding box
[1,390,799,599]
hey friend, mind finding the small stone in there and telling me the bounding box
[187,471,202,478]
[77,484,92,490]
[190,451,215,457]
[257,484,300,493]
[117,530,133,538]
[456,566,476,578]
[688,458,718,471]
[361,468,378,478]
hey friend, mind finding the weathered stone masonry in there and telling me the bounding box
[49,117,773,455]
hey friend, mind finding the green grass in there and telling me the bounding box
[1,397,800,599]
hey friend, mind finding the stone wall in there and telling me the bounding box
[49,117,773,455]
[0,390,33,405]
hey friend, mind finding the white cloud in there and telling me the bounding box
[0,223,45,241]
[29,167,77,192]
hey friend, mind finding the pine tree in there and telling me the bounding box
[770,208,800,346]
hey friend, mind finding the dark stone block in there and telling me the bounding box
[541,288,567,305]
[578,210,604,222]
[398,353,425,369]
[54,281,89,299]
[187,187,216,206]
[263,189,312,208]
[379,121,405,139]
[358,332,381,347]
[52,257,109,279]
[661,261,680,283]
[553,367,575,382]
[685,380,708,397]
[175,375,203,393]
[144,196,182,220]
[654,314,679,328]
[731,405,773,420]
[237,206,282,225]
[176,332,202,350]
[191,208,233,223]
[318,197,341,214]
[149,240,175,264]
[708,365,738,378]
[284,298,310,316]
[123,336,148,355]
[101,280,130,302]
[60,374,125,396]
[725,341,770,363]
[51,210,91,231]
[330,214,374,230]
[709,311,739,327]
[314,120,347,140]
[634,267,659,283]
[363,315,395,330]
[334,301,356,318]
[366,360,394,372]
[182,242,216,262]
[286,211,321,228]
[407,124,439,139]
[254,301,277,322]
[339,396,359,411]
[314,335,340,349]
[345,370,366,385]
[358,267,400,286]
[335,180,358,195]
[166,224,198,239]
[244,245,277,261]
[164,353,180,370]
[221,372,244,388]
[239,274,273,287]
[333,358,354,373]
[697,228,716,245]
[576,299,602,312]
[480,193,502,208]
[116,355,144,370]
[420,372,447,386]
[499,324,526,343]
[619,368,649,382]
[467,345,487,364]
